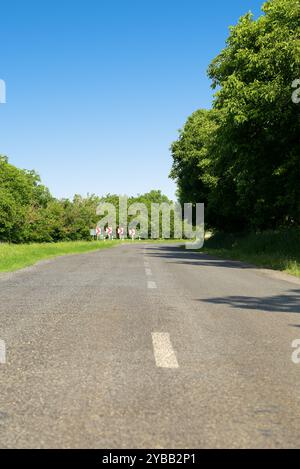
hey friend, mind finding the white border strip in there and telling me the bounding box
[152,333,179,369]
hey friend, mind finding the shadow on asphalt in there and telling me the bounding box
[201,290,300,314]
[144,245,255,270]
[144,245,300,315]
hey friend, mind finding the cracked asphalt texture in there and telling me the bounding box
[0,243,300,448]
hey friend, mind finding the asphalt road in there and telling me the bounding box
[0,243,300,448]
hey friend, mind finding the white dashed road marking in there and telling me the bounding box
[151,333,179,369]
[145,268,152,276]
[147,281,157,289]
[0,339,6,364]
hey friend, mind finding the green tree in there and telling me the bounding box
[0,156,51,242]
[170,109,218,227]
[207,0,300,230]
[171,0,300,232]
[0,156,100,243]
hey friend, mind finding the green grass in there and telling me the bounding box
[3,233,298,277]
[0,238,185,273]
[200,230,300,278]
[0,240,119,273]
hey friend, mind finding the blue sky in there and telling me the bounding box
[0,0,263,200]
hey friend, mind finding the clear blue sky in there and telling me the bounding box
[0,0,263,200]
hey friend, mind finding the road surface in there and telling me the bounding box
[0,243,300,448]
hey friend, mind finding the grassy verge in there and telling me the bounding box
[0,238,186,273]
[0,240,119,273]
[200,230,300,278]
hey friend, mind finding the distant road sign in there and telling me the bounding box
[90,229,96,236]
[129,228,136,239]
[96,227,102,236]
[118,227,124,235]
[106,227,113,236]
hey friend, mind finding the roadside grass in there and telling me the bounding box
[200,230,300,278]
[0,238,186,273]
[0,240,119,273]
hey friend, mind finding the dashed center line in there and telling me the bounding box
[0,339,6,364]
[152,333,179,369]
[145,268,152,276]
[147,280,157,289]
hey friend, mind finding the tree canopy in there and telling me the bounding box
[0,156,173,243]
[171,0,300,232]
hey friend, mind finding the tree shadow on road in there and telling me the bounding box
[144,245,254,270]
[145,245,300,314]
[201,290,300,314]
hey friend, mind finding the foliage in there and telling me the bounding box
[0,155,100,243]
[170,0,300,232]
[99,190,174,238]
[202,229,300,277]
[0,156,173,243]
